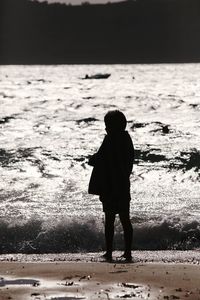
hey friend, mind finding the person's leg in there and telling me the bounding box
[119,212,133,259]
[104,212,116,259]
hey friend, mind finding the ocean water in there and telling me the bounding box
[0,64,200,253]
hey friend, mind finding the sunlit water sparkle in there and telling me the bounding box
[0,64,199,252]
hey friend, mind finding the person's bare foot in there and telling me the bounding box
[101,252,113,262]
[119,252,132,262]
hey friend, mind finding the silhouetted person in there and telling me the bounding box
[88,110,134,262]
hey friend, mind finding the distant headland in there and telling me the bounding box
[1,0,200,64]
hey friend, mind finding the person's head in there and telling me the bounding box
[104,110,127,134]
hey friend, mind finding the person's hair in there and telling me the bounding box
[104,110,127,132]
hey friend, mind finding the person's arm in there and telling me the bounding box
[127,135,135,175]
[88,136,108,166]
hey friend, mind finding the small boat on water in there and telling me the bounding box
[84,73,111,79]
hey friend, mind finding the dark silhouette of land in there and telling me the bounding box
[1,0,200,64]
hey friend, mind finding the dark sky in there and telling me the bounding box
[45,0,123,4]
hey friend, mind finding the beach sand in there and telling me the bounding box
[0,257,200,300]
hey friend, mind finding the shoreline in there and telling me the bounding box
[0,252,200,300]
[0,250,200,264]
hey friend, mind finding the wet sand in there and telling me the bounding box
[0,260,200,300]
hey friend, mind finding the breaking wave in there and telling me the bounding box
[0,217,199,254]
